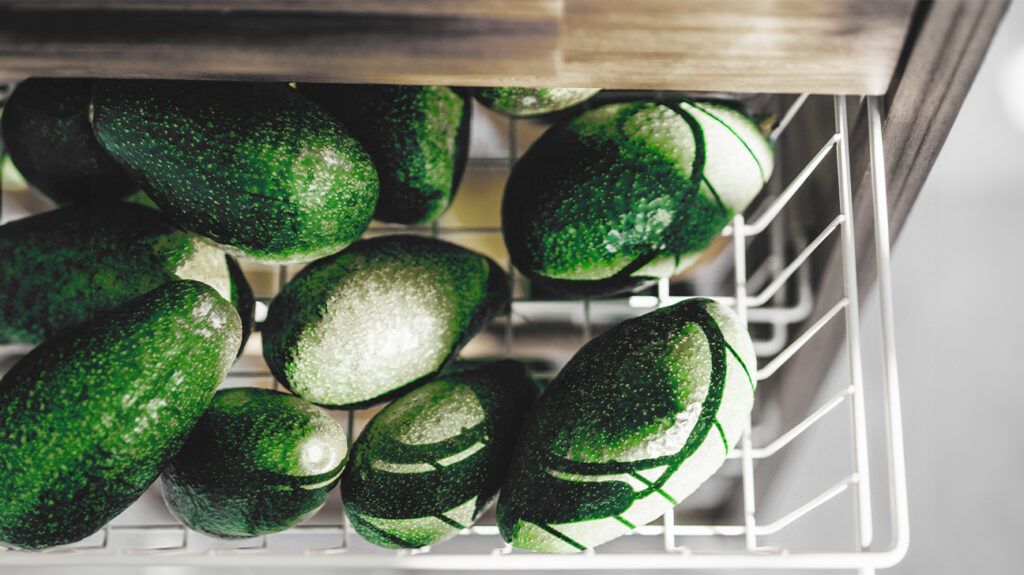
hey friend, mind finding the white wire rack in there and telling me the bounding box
[0,93,908,572]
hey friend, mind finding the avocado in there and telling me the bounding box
[0,280,241,550]
[473,87,599,118]
[0,78,136,204]
[0,202,235,345]
[92,80,379,263]
[262,235,509,408]
[162,388,348,539]
[226,256,255,355]
[502,99,774,296]
[497,298,755,552]
[300,84,471,225]
[343,361,537,548]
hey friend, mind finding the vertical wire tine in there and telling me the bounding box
[866,96,910,560]
[833,95,874,549]
[733,213,758,551]
[342,409,355,551]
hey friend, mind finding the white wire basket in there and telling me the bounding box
[0,92,908,572]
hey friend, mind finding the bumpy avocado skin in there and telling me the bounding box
[343,361,537,549]
[0,281,241,550]
[502,100,773,296]
[497,299,755,552]
[162,388,349,539]
[0,202,234,345]
[92,80,379,263]
[262,235,510,408]
[300,84,471,225]
[473,87,599,118]
[0,78,136,204]
[226,256,255,355]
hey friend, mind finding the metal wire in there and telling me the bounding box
[0,95,908,571]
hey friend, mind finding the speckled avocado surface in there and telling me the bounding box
[0,202,234,345]
[502,100,774,296]
[162,388,348,539]
[262,235,510,408]
[473,87,599,118]
[92,80,379,263]
[0,78,136,205]
[343,361,537,548]
[0,281,241,550]
[496,298,755,552]
[300,84,471,225]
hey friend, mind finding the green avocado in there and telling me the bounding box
[497,298,755,552]
[162,388,348,539]
[0,202,235,345]
[343,361,537,549]
[0,78,136,205]
[473,87,599,118]
[300,84,471,225]
[92,80,379,263]
[262,235,509,408]
[502,99,774,296]
[226,256,255,355]
[0,280,241,550]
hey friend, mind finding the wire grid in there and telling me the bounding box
[0,94,908,571]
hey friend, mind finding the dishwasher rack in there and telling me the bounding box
[0,93,908,572]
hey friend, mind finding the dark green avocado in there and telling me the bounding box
[226,256,255,355]
[0,280,241,550]
[92,80,379,263]
[0,78,136,204]
[162,388,349,539]
[300,84,471,225]
[502,99,774,296]
[0,202,235,345]
[343,361,537,548]
[262,235,509,408]
[497,299,756,552]
[473,87,599,118]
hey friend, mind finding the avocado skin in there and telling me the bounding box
[502,100,772,296]
[300,84,471,225]
[0,202,233,345]
[0,78,135,204]
[226,256,254,355]
[496,298,755,552]
[343,361,537,549]
[262,235,510,408]
[473,87,599,118]
[92,80,379,263]
[0,281,241,550]
[162,388,348,539]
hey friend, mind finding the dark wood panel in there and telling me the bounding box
[0,0,915,94]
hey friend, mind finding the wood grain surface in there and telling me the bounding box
[0,0,914,94]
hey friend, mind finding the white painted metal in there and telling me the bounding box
[0,94,909,571]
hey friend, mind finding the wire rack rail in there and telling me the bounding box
[0,93,908,572]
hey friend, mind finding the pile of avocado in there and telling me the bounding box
[0,78,771,552]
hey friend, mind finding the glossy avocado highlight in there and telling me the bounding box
[502,99,773,296]
[92,80,379,263]
[343,361,537,549]
[0,281,241,550]
[300,84,471,225]
[262,235,510,408]
[162,388,349,539]
[0,78,136,204]
[497,299,755,552]
[473,87,600,118]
